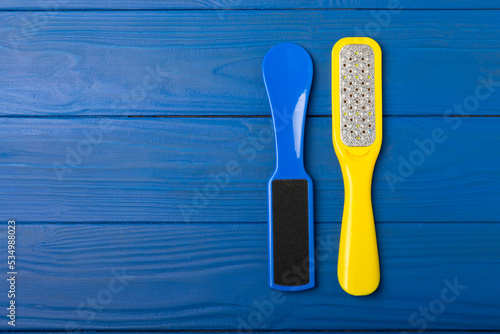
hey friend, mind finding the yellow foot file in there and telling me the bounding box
[331,37,382,296]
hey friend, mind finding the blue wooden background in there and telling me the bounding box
[0,0,499,332]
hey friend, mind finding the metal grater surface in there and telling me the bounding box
[339,44,376,147]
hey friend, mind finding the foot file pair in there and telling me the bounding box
[263,38,382,295]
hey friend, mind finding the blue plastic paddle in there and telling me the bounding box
[262,43,315,291]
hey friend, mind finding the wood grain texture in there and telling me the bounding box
[9,333,500,334]
[1,116,499,223]
[0,10,499,116]
[0,0,498,10]
[1,3,499,332]
[1,222,498,330]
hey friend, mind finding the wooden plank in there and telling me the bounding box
[6,333,498,334]
[0,0,498,10]
[0,10,499,116]
[2,222,499,330]
[1,116,499,223]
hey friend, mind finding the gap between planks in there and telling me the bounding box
[0,115,499,119]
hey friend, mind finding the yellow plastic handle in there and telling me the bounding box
[337,155,380,296]
[331,37,382,296]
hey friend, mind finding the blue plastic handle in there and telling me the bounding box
[263,43,315,291]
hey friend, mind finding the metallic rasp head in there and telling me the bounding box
[339,44,376,147]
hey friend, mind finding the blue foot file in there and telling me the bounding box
[262,43,315,291]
